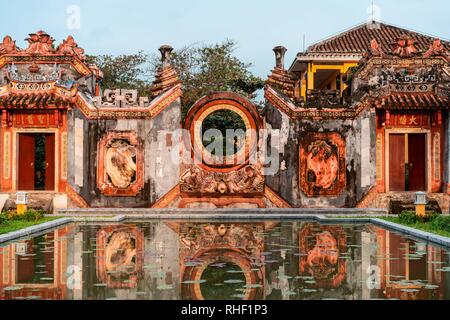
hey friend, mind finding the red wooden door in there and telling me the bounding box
[408,134,426,191]
[389,134,405,191]
[45,134,55,191]
[18,134,35,191]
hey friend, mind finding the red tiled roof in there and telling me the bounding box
[306,22,450,54]
[0,93,74,108]
[377,92,448,110]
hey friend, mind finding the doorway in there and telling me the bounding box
[18,133,55,191]
[389,133,426,192]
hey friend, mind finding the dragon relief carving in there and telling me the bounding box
[180,164,264,195]
[105,231,137,279]
[306,140,339,190]
[0,36,18,54]
[180,223,264,260]
[97,132,144,196]
[97,226,143,288]
[24,31,55,54]
[300,133,346,197]
[105,140,137,189]
[299,224,347,288]
[57,35,86,61]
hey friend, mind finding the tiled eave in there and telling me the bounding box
[296,52,363,62]
[266,85,449,120]
[0,92,74,108]
[374,92,449,110]
[0,83,182,120]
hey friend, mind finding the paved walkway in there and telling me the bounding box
[56,207,388,216]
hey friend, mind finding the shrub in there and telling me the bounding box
[0,213,7,225]
[430,216,450,233]
[399,211,419,224]
[22,209,45,222]
[3,209,45,222]
[399,210,440,224]
[4,210,19,221]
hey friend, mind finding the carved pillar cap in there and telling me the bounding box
[273,46,288,70]
[159,45,174,68]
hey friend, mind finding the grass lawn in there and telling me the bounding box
[0,217,60,235]
[328,215,450,239]
[379,217,450,239]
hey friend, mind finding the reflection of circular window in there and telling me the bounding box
[201,109,247,157]
[200,262,246,300]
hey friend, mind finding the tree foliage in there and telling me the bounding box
[150,40,264,114]
[86,51,151,96]
[87,40,264,118]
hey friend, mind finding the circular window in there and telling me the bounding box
[192,104,257,169]
[201,109,247,157]
[200,262,246,300]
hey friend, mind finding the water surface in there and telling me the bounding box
[1,220,449,300]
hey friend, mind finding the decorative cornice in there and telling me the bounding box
[0,54,92,77]
[66,184,90,208]
[151,184,180,208]
[75,83,182,120]
[265,85,368,120]
[357,56,447,80]
[264,186,292,208]
[356,186,378,208]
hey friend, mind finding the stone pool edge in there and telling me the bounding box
[0,218,73,244]
[1,214,450,248]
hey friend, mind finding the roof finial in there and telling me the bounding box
[159,45,173,68]
[273,46,287,70]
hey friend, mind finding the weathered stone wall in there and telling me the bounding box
[66,99,181,208]
[264,102,376,208]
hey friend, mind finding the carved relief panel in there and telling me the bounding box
[299,133,346,197]
[96,225,144,289]
[176,222,265,300]
[180,164,264,196]
[97,131,144,196]
[299,224,347,289]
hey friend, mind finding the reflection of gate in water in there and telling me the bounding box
[170,222,272,300]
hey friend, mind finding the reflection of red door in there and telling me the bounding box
[389,133,426,192]
[18,134,35,191]
[45,134,55,191]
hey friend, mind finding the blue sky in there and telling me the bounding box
[1,0,449,77]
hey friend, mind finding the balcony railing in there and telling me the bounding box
[305,89,345,107]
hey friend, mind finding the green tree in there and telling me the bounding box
[149,40,264,115]
[86,51,151,96]
[87,40,264,118]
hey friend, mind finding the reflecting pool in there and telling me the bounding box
[1,220,449,300]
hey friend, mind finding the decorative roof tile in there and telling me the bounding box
[0,93,74,108]
[304,22,450,55]
[376,92,448,109]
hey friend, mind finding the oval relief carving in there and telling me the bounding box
[105,140,137,189]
